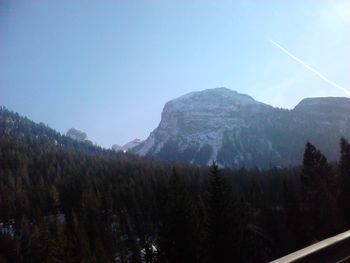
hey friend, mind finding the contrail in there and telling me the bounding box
[269,39,350,96]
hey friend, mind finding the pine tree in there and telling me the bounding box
[282,179,302,252]
[158,168,200,263]
[300,142,338,242]
[207,162,242,263]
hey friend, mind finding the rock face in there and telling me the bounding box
[133,88,350,168]
[66,128,88,141]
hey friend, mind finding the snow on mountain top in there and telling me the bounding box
[173,87,257,105]
[161,88,269,122]
[162,88,263,117]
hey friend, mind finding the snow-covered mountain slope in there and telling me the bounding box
[133,88,350,168]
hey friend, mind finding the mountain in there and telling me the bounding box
[67,128,88,141]
[133,88,350,168]
[112,139,143,152]
[112,144,123,151]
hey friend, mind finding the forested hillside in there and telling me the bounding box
[1,106,349,262]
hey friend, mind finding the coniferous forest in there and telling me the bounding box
[1,106,350,262]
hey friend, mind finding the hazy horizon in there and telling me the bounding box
[1,0,349,147]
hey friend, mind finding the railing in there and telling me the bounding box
[271,230,350,263]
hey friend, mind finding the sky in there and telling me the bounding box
[0,0,349,148]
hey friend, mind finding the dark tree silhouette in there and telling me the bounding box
[300,142,338,242]
[207,162,245,262]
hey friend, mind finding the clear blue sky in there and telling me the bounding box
[1,0,349,147]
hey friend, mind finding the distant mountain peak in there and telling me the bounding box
[295,97,350,109]
[112,138,143,152]
[66,128,87,141]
